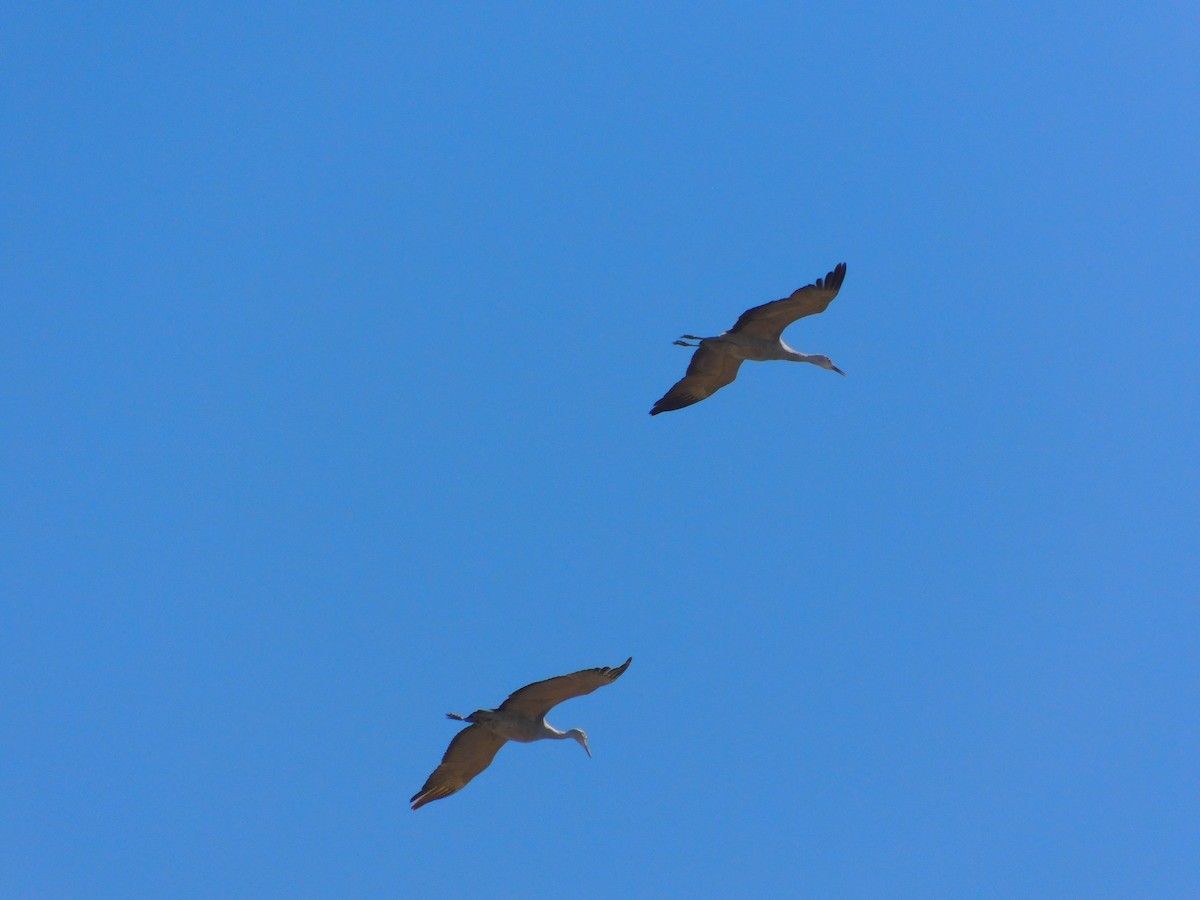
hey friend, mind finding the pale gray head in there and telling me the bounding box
[567,728,591,757]
[812,354,845,376]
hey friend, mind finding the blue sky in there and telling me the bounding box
[3,3,1197,896]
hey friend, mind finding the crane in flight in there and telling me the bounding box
[411,657,632,810]
[650,262,848,415]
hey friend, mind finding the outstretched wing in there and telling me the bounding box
[729,262,847,341]
[498,657,633,719]
[410,724,507,811]
[649,344,743,415]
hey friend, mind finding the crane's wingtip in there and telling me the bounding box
[820,262,847,291]
[410,784,455,810]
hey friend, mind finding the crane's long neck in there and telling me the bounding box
[777,343,820,364]
[543,724,591,756]
[778,346,843,375]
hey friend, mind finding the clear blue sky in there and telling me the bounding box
[3,3,1197,897]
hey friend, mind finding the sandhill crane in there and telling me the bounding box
[410,657,632,811]
[650,262,848,415]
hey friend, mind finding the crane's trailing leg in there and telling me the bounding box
[448,710,497,724]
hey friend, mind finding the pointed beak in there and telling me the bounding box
[579,735,592,758]
[831,365,845,376]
